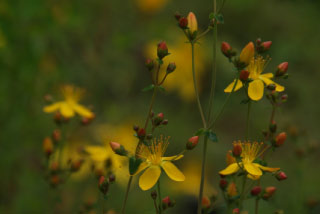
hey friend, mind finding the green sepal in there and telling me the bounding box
[204,130,218,143]
[129,156,143,175]
[142,84,155,92]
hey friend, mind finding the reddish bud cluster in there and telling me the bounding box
[263,186,277,200]
[162,196,175,210]
[256,38,272,53]
[275,132,287,147]
[276,171,287,181]
[251,186,262,196]
[186,136,199,150]
[157,41,169,60]
[239,70,249,81]
[221,42,236,58]
[276,62,289,77]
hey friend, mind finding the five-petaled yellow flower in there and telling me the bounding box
[224,42,285,101]
[135,136,185,190]
[43,85,94,118]
[219,141,280,180]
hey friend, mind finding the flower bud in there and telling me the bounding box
[202,196,211,210]
[269,120,277,133]
[174,12,181,20]
[251,186,262,196]
[109,174,116,183]
[187,12,198,40]
[276,62,288,77]
[232,208,240,214]
[151,190,157,199]
[52,129,61,142]
[179,17,188,29]
[275,132,287,147]
[145,58,154,71]
[281,94,288,102]
[50,161,59,173]
[81,116,93,126]
[267,83,276,91]
[256,38,262,46]
[239,70,249,81]
[98,176,109,195]
[70,159,84,172]
[162,196,171,210]
[109,142,128,156]
[227,182,238,197]
[186,136,199,150]
[138,128,146,138]
[133,125,139,132]
[54,112,63,125]
[166,62,176,74]
[276,171,287,181]
[239,42,255,66]
[219,179,228,190]
[257,41,272,53]
[43,137,54,157]
[232,143,242,157]
[263,186,276,200]
[161,119,168,125]
[157,41,169,59]
[50,175,60,187]
[221,42,232,58]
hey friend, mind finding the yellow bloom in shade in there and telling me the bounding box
[219,141,280,179]
[43,85,94,118]
[136,136,185,190]
[224,56,285,101]
[239,42,255,65]
[135,0,168,14]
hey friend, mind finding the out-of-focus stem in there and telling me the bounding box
[245,101,252,140]
[157,180,162,214]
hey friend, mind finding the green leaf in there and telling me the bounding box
[157,86,166,92]
[194,128,205,136]
[214,14,224,24]
[209,12,215,20]
[129,157,143,175]
[204,130,218,142]
[142,84,155,92]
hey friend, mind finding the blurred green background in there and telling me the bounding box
[0,0,319,213]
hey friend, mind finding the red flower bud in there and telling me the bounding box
[261,41,272,51]
[98,175,109,195]
[179,17,188,29]
[256,38,262,45]
[263,186,277,200]
[221,42,232,57]
[138,128,146,137]
[52,129,61,142]
[157,113,164,120]
[275,132,287,147]
[145,58,154,71]
[166,62,176,74]
[110,142,128,156]
[232,143,242,157]
[202,196,211,209]
[232,208,240,214]
[239,70,249,81]
[276,171,287,181]
[186,136,199,150]
[157,41,168,59]
[219,179,228,190]
[251,186,262,196]
[276,62,289,77]
[99,176,105,186]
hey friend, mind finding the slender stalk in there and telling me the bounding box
[197,136,209,214]
[207,0,218,124]
[157,180,162,214]
[153,198,159,214]
[191,42,207,128]
[245,101,252,140]
[121,176,133,214]
[239,176,247,210]
[255,198,260,214]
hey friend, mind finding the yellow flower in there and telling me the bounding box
[43,85,94,118]
[224,56,285,101]
[219,141,280,179]
[145,36,206,101]
[135,0,168,14]
[239,42,255,65]
[136,136,185,190]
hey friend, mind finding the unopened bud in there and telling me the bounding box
[109,174,116,183]
[157,41,169,59]
[174,12,181,21]
[275,132,287,147]
[166,62,176,74]
[186,136,199,150]
[151,190,157,199]
[133,125,139,132]
[178,17,188,29]
[161,119,168,125]
[52,129,61,142]
[98,176,109,195]
[221,42,234,58]
[232,143,242,157]
[239,42,255,66]
[219,179,228,190]
[162,196,175,210]
[251,186,262,196]
[70,159,84,172]
[257,41,272,53]
[256,38,262,46]
[267,84,276,91]
[109,142,128,156]
[281,94,288,102]
[276,62,289,77]
[276,171,287,181]
[269,120,277,133]
[263,186,276,200]
[202,196,211,209]
[232,208,240,214]
[138,128,146,138]
[187,12,198,40]
[43,137,53,157]
[81,114,95,125]
[54,112,63,125]
[239,70,249,81]
[145,58,154,71]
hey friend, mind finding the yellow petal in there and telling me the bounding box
[162,155,184,161]
[43,102,62,113]
[134,162,150,175]
[219,163,240,175]
[239,42,255,65]
[247,174,261,180]
[161,161,185,181]
[60,102,75,118]
[139,165,161,191]
[248,79,264,101]
[244,163,262,176]
[259,75,285,92]
[260,73,273,79]
[254,163,280,172]
[72,103,94,118]
[224,79,243,93]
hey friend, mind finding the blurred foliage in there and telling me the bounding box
[0,0,320,213]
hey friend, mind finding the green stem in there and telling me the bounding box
[153,198,159,214]
[121,176,133,214]
[245,101,252,140]
[207,0,218,124]
[255,198,260,214]
[191,42,207,128]
[197,136,209,214]
[157,180,162,214]
[239,176,247,210]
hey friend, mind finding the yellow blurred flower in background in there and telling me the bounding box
[145,36,207,101]
[135,0,168,14]
[43,85,94,118]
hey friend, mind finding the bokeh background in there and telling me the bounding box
[1,0,320,213]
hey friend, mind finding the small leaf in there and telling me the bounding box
[195,128,205,136]
[214,14,224,24]
[157,86,166,92]
[129,157,143,175]
[142,84,155,92]
[204,130,218,142]
[209,12,215,20]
